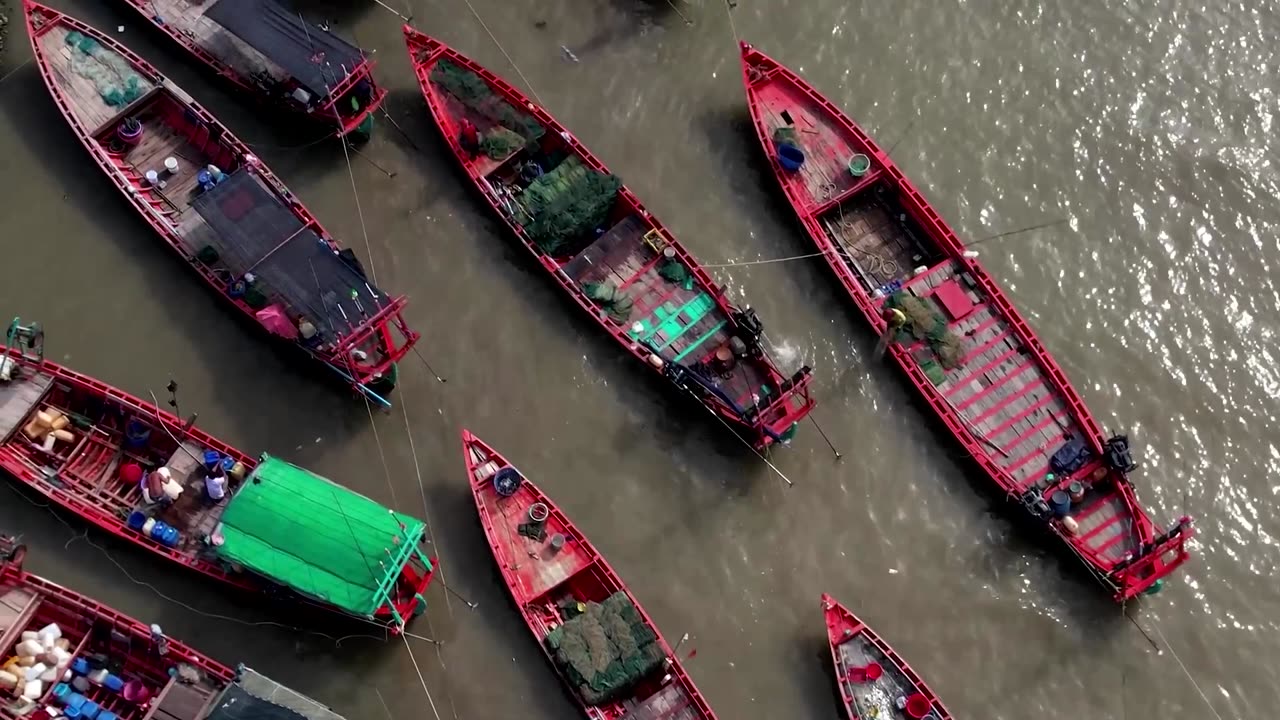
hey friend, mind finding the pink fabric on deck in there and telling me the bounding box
[256,304,299,340]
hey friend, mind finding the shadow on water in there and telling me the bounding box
[559,0,691,61]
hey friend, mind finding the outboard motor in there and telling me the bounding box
[1105,434,1138,474]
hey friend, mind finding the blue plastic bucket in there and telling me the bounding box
[126,511,147,531]
[1049,490,1071,517]
[203,450,222,470]
[776,144,805,172]
[80,700,100,719]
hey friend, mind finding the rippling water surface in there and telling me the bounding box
[0,0,1277,717]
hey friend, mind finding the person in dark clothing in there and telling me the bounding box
[459,119,480,158]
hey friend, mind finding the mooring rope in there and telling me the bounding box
[456,0,545,106]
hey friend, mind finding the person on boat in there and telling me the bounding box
[459,119,480,158]
[204,461,228,503]
[884,306,907,329]
[141,467,178,506]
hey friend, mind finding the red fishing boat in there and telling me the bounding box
[25,1,418,408]
[117,0,385,137]
[0,317,434,631]
[462,431,717,720]
[821,594,952,720]
[739,42,1192,600]
[0,536,352,720]
[406,27,815,451]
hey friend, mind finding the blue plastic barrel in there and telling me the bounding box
[203,450,222,470]
[52,683,71,702]
[70,659,90,676]
[127,511,147,531]
[80,699,100,719]
[776,144,805,172]
[104,674,124,692]
[98,712,119,720]
[1049,490,1071,517]
[64,707,82,719]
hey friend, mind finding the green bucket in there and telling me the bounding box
[848,154,871,177]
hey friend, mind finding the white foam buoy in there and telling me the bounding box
[962,249,980,259]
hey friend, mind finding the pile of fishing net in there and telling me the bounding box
[479,127,525,160]
[545,592,666,706]
[581,280,634,323]
[430,60,544,146]
[519,156,622,255]
[887,291,966,369]
[64,31,148,107]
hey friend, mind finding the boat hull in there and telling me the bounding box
[117,0,386,137]
[822,594,953,720]
[406,28,816,451]
[24,1,418,405]
[739,41,1191,600]
[462,431,717,720]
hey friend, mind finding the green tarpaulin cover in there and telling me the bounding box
[215,454,426,617]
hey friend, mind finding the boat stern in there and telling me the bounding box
[1111,515,1195,601]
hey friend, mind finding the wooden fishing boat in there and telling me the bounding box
[0,317,434,631]
[0,536,351,720]
[25,1,418,408]
[462,431,717,720]
[406,27,815,451]
[739,41,1193,600]
[821,594,952,720]
[118,0,386,138]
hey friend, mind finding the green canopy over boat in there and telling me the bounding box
[214,454,428,618]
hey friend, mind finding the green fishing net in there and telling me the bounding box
[65,30,148,107]
[520,156,621,255]
[887,291,966,370]
[582,281,634,323]
[430,60,544,145]
[545,592,665,706]
[479,126,525,159]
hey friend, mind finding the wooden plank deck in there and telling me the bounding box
[621,683,699,720]
[754,82,858,206]
[148,0,286,83]
[124,110,212,222]
[819,200,925,289]
[38,24,157,135]
[882,261,1084,489]
[0,371,54,443]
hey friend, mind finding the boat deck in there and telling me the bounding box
[1,375,235,554]
[619,683,701,720]
[122,105,210,224]
[825,598,948,720]
[468,444,593,604]
[142,0,287,88]
[561,215,773,409]
[819,194,932,290]
[35,21,157,135]
[751,78,862,207]
[0,368,54,442]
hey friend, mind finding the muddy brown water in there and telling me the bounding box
[1,1,1277,718]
